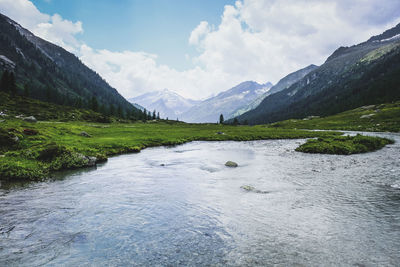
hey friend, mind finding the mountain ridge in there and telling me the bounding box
[234,22,400,125]
[0,13,137,117]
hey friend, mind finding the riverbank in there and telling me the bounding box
[0,119,343,181]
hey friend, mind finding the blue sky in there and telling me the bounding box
[1,0,400,99]
[31,0,235,70]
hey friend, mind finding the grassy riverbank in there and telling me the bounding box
[1,93,397,181]
[0,118,343,181]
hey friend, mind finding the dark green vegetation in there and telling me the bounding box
[235,23,400,125]
[0,13,140,118]
[268,101,400,132]
[296,134,394,155]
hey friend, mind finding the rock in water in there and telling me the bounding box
[225,161,238,167]
[240,185,269,194]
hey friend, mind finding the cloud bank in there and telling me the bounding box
[1,0,400,99]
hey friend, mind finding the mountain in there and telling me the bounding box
[129,89,200,119]
[0,13,137,116]
[181,81,272,123]
[231,65,318,118]
[234,23,400,125]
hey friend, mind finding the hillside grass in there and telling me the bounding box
[0,92,112,122]
[267,101,400,132]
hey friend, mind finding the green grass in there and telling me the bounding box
[0,117,345,181]
[1,94,397,181]
[267,101,400,132]
[296,134,394,155]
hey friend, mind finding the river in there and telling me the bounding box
[1,133,399,266]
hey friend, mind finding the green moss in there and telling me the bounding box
[295,134,394,155]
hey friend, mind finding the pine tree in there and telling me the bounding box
[0,71,10,92]
[147,111,151,120]
[91,96,99,112]
[152,110,156,120]
[23,82,30,97]
[45,86,52,101]
[9,72,16,96]
[219,114,224,124]
[109,104,115,116]
[157,112,160,120]
[143,108,147,121]
[117,105,123,118]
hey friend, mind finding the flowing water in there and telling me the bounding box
[0,133,399,266]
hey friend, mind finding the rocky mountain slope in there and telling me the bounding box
[231,65,318,118]
[129,89,200,119]
[234,23,400,125]
[180,81,272,123]
[0,13,137,116]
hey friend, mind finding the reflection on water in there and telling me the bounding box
[0,133,399,266]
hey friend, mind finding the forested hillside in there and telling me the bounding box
[0,13,138,118]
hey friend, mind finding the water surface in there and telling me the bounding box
[1,133,399,266]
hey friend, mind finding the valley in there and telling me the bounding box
[0,3,400,266]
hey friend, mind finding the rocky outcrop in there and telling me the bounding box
[225,161,238,167]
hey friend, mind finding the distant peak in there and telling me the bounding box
[367,22,400,43]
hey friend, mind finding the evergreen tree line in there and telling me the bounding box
[0,70,16,95]
[0,70,163,121]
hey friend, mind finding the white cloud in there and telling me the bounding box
[34,14,83,52]
[189,21,210,46]
[1,0,400,100]
[190,0,400,87]
[0,0,82,52]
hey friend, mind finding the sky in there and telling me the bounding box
[0,0,400,100]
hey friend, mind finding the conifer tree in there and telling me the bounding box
[152,110,156,120]
[9,72,16,96]
[117,105,123,118]
[219,114,224,124]
[157,112,160,120]
[91,96,99,112]
[143,108,147,121]
[0,71,10,92]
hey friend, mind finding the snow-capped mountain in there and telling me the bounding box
[180,81,273,123]
[129,89,200,119]
[230,64,318,118]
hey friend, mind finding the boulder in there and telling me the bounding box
[23,128,38,135]
[80,131,91,137]
[225,161,238,167]
[360,114,375,119]
[86,156,97,167]
[23,116,37,123]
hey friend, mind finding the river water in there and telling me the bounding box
[0,133,399,266]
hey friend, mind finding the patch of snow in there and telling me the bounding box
[373,33,400,42]
[0,55,15,67]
